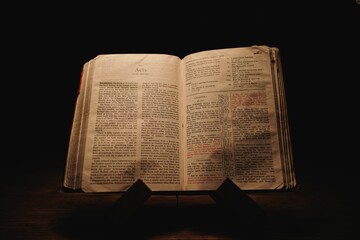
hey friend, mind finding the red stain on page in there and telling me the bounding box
[78,68,84,94]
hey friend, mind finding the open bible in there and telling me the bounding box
[63,45,297,192]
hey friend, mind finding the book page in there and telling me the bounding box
[79,54,183,192]
[63,62,91,190]
[181,46,285,191]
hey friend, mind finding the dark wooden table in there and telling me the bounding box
[0,155,357,240]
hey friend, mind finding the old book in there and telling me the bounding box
[63,45,297,192]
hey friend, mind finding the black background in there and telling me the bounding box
[0,0,360,239]
[1,1,359,237]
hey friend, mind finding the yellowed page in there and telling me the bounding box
[78,54,183,192]
[180,46,285,191]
